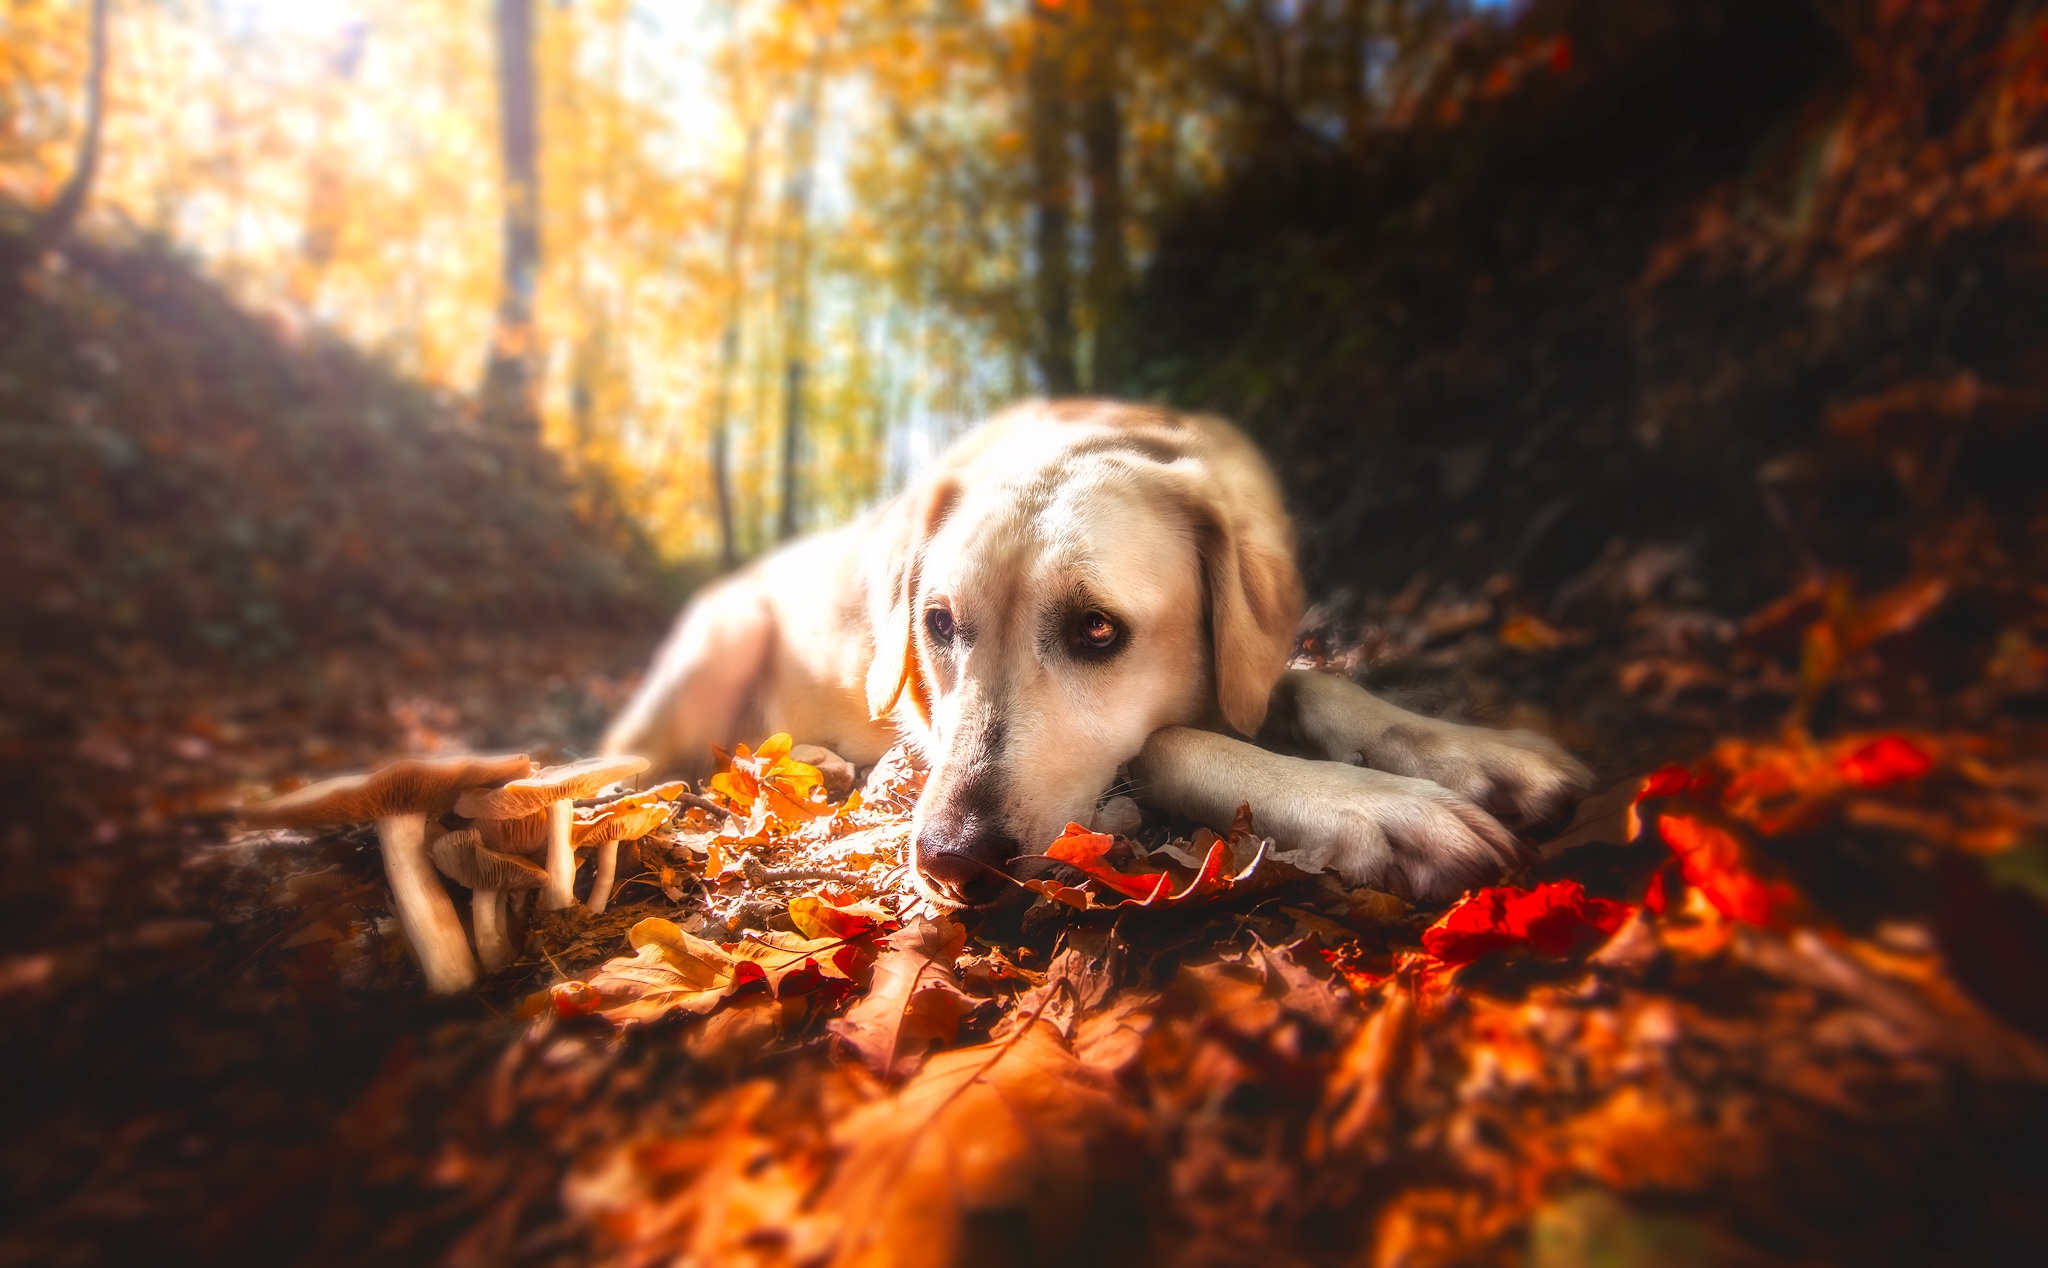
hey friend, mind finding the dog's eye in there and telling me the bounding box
[925,607,956,645]
[1068,610,1122,658]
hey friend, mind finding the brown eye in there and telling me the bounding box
[1068,610,1122,659]
[925,607,956,644]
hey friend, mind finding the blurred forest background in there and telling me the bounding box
[6,0,2048,1263]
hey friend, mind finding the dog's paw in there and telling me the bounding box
[1367,722,1595,832]
[1261,763,1522,905]
[1282,675,1595,831]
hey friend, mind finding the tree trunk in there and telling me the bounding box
[1079,0,1129,394]
[2,0,108,311]
[1026,0,1078,396]
[1343,0,1373,142]
[777,30,830,544]
[710,123,763,571]
[482,0,543,441]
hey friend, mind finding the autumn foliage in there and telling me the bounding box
[5,0,2048,1265]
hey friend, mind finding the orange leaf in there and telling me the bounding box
[1043,823,1169,901]
[1657,814,1782,925]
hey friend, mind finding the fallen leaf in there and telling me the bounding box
[550,980,602,1019]
[1021,823,1262,910]
[789,892,892,940]
[1042,823,1169,900]
[726,931,866,995]
[587,917,759,1023]
[828,917,975,1075]
[1541,778,1652,856]
[711,732,831,828]
[811,1021,1139,1268]
[1420,880,1634,966]
[1656,814,1784,925]
[1838,735,1934,786]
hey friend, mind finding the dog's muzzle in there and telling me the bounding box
[914,810,1018,907]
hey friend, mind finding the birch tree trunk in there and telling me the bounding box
[482,0,543,441]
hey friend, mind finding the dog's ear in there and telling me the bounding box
[866,479,960,721]
[1188,490,1303,738]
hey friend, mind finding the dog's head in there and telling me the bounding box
[866,403,1302,906]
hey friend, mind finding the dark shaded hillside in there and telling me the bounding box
[0,225,673,854]
[1130,0,2048,612]
[1,228,661,664]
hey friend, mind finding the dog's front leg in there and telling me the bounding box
[1130,727,1521,903]
[1264,670,1594,831]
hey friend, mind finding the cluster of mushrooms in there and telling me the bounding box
[241,753,678,992]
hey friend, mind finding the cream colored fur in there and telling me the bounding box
[603,399,1592,904]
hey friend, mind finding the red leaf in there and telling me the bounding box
[1643,864,1672,915]
[1420,880,1634,966]
[550,980,602,1018]
[1658,813,1779,924]
[1043,823,1170,901]
[1838,736,1933,787]
[1639,763,1698,799]
[1229,801,1256,837]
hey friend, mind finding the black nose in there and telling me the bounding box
[915,814,1018,907]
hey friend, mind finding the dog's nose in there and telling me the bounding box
[915,815,1018,907]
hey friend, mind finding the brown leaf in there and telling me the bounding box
[1315,989,1415,1158]
[565,1082,822,1264]
[1539,777,1651,858]
[587,917,756,1024]
[828,917,975,1076]
[810,1021,1139,1268]
[1253,937,1350,1032]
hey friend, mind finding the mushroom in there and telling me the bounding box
[431,828,547,971]
[576,800,675,915]
[241,753,531,993]
[456,755,650,910]
[478,811,549,857]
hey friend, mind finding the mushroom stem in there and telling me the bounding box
[471,890,512,971]
[376,813,478,993]
[542,798,577,909]
[587,841,621,915]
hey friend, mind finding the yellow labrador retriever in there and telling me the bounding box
[604,400,1592,906]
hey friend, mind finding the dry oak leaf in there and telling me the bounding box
[809,1020,1140,1268]
[586,917,760,1024]
[829,917,975,1076]
[789,892,893,941]
[585,919,873,1025]
[727,930,869,996]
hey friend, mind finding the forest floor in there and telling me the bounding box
[4,526,2047,1266]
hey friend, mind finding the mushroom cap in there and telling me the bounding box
[575,800,674,845]
[242,753,533,828]
[454,755,651,820]
[432,828,549,891]
[478,812,549,857]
